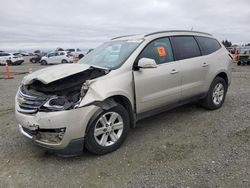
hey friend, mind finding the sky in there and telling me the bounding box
[0,0,250,51]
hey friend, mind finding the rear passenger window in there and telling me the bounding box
[139,37,174,64]
[171,36,201,61]
[195,36,221,55]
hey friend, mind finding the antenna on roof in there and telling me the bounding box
[191,27,194,31]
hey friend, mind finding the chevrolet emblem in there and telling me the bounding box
[17,97,26,105]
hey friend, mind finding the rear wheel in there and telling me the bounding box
[61,59,68,64]
[201,77,227,110]
[85,104,129,155]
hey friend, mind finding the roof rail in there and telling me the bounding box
[111,34,137,40]
[145,30,212,37]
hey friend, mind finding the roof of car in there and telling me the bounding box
[145,30,212,37]
[111,30,212,41]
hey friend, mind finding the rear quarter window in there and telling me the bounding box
[195,36,221,55]
[171,36,201,61]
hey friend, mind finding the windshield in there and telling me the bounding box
[78,40,143,69]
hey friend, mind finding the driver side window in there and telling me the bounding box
[139,37,174,64]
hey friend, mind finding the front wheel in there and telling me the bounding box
[85,104,129,155]
[201,77,227,110]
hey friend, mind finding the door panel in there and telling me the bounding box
[180,56,208,99]
[54,55,63,64]
[170,36,208,99]
[133,63,181,113]
[49,56,55,64]
[133,37,181,113]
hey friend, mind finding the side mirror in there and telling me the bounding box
[137,58,157,69]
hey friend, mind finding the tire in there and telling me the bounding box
[61,59,68,64]
[201,77,227,110]
[237,61,241,66]
[40,60,47,65]
[85,104,130,155]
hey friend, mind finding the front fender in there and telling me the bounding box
[78,70,134,108]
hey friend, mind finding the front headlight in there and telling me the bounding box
[42,82,90,111]
[43,96,70,111]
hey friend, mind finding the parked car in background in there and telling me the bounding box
[226,47,235,54]
[237,49,250,65]
[40,51,71,65]
[30,54,42,63]
[66,48,85,59]
[15,30,232,156]
[0,52,24,65]
[18,51,30,56]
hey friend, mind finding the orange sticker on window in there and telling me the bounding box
[157,46,167,57]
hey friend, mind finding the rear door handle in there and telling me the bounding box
[202,62,209,67]
[170,69,179,74]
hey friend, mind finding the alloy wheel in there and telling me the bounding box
[212,83,224,105]
[94,112,124,147]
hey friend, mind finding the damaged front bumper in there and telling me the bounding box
[15,101,99,156]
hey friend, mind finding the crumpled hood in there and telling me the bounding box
[22,64,91,85]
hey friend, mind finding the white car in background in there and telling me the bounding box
[66,48,85,59]
[0,52,24,65]
[40,51,71,65]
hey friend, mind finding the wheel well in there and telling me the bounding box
[216,72,228,87]
[109,95,136,128]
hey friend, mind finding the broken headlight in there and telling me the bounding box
[80,82,89,97]
[43,96,72,111]
[42,82,89,111]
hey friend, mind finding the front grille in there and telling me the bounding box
[17,87,47,113]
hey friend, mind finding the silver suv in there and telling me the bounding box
[15,30,232,155]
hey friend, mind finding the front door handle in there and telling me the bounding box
[202,62,209,67]
[170,69,179,74]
